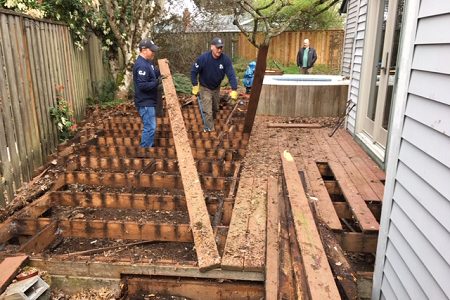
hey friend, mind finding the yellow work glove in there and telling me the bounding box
[230,90,238,104]
[192,85,199,96]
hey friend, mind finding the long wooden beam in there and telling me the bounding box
[68,156,237,176]
[126,277,264,300]
[29,258,264,281]
[94,136,248,149]
[80,145,246,161]
[62,171,227,191]
[159,59,220,272]
[16,218,192,242]
[265,177,280,299]
[281,150,340,299]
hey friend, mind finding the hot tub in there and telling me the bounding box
[257,74,349,117]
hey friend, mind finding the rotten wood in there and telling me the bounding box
[29,258,264,282]
[318,224,359,300]
[159,59,220,271]
[267,122,322,128]
[278,174,296,299]
[280,150,340,299]
[65,240,160,257]
[265,177,280,299]
[16,218,192,242]
[18,220,59,254]
[121,276,265,299]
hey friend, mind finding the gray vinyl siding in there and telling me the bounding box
[345,0,367,134]
[375,2,450,299]
[341,0,359,77]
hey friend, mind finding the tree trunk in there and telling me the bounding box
[243,44,269,133]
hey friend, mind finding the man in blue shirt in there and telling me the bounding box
[133,38,160,148]
[296,39,318,74]
[191,37,238,131]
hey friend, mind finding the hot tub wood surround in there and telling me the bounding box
[257,75,349,117]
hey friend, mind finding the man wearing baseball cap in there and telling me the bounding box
[191,37,238,132]
[133,38,160,147]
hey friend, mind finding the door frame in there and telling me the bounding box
[354,0,394,164]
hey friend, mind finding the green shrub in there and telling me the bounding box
[173,73,192,95]
[50,96,76,142]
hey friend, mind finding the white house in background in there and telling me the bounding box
[340,0,450,299]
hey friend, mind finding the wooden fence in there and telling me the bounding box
[0,9,107,205]
[238,30,344,70]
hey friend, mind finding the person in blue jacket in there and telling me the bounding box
[191,37,238,131]
[242,61,256,94]
[133,38,160,148]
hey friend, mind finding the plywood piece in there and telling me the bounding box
[159,59,220,271]
[265,177,280,299]
[280,150,340,300]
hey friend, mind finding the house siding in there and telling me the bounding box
[345,0,367,134]
[374,1,450,299]
[341,0,359,77]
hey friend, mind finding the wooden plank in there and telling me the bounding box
[16,218,193,242]
[50,191,186,211]
[159,59,220,271]
[335,130,385,198]
[339,232,378,253]
[126,277,264,300]
[29,258,264,282]
[278,176,296,299]
[221,176,254,270]
[280,150,340,299]
[19,220,59,254]
[298,130,342,231]
[265,177,280,299]
[267,123,322,128]
[0,195,51,244]
[243,177,266,271]
[0,255,29,294]
[326,130,381,201]
[318,224,359,300]
[0,36,16,202]
[63,171,226,191]
[25,19,48,160]
[0,14,29,183]
[337,130,385,181]
[313,129,380,233]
